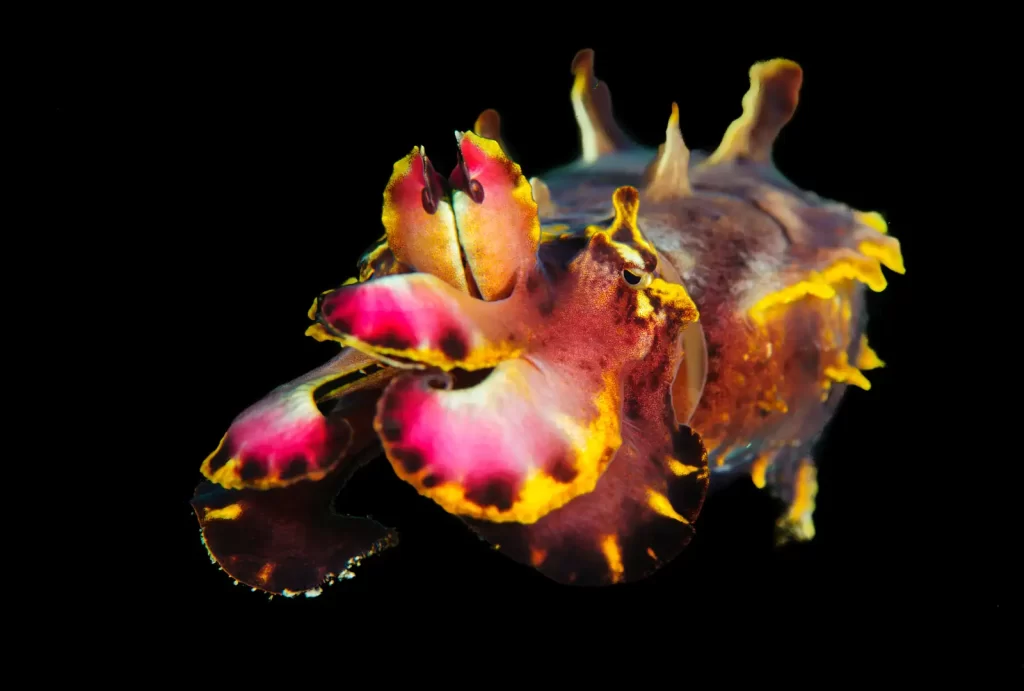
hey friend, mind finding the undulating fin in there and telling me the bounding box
[729,242,887,542]
[820,330,884,397]
[381,147,469,292]
[644,102,692,201]
[856,230,904,274]
[732,183,907,281]
[706,58,803,165]
[854,210,888,235]
[530,176,557,218]
[449,130,541,300]
[745,216,905,327]
[570,48,631,163]
[747,249,891,326]
[695,265,873,475]
[200,348,391,490]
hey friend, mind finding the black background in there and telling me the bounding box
[62,29,1009,647]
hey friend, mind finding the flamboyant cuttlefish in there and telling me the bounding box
[192,49,905,597]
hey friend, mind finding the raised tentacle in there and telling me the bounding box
[570,49,632,163]
[706,58,803,165]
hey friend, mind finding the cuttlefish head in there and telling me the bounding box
[311,131,709,583]
[194,129,709,594]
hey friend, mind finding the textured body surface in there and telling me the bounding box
[540,152,886,486]
[191,50,904,595]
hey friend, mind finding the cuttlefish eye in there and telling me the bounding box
[621,267,652,289]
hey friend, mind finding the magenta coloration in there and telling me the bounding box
[192,49,904,596]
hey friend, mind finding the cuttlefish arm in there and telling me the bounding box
[316,183,709,579]
[380,131,541,302]
[192,352,400,596]
[192,441,395,599]
[313,225,664,525]
[199,348,385,490]
[190,132,538,595]
[193,124,708,593]
[308,131,633,525]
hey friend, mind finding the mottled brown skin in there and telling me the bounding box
[690,282,866,473]
[538,152,878,485]
[646,185,834,465]
[459,235,709,584]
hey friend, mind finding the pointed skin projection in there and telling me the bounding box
[706,59,803,165]
[571,48,632,162]
[473,108,512,160]
[192,49,905,596]
[644,103,691,201]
